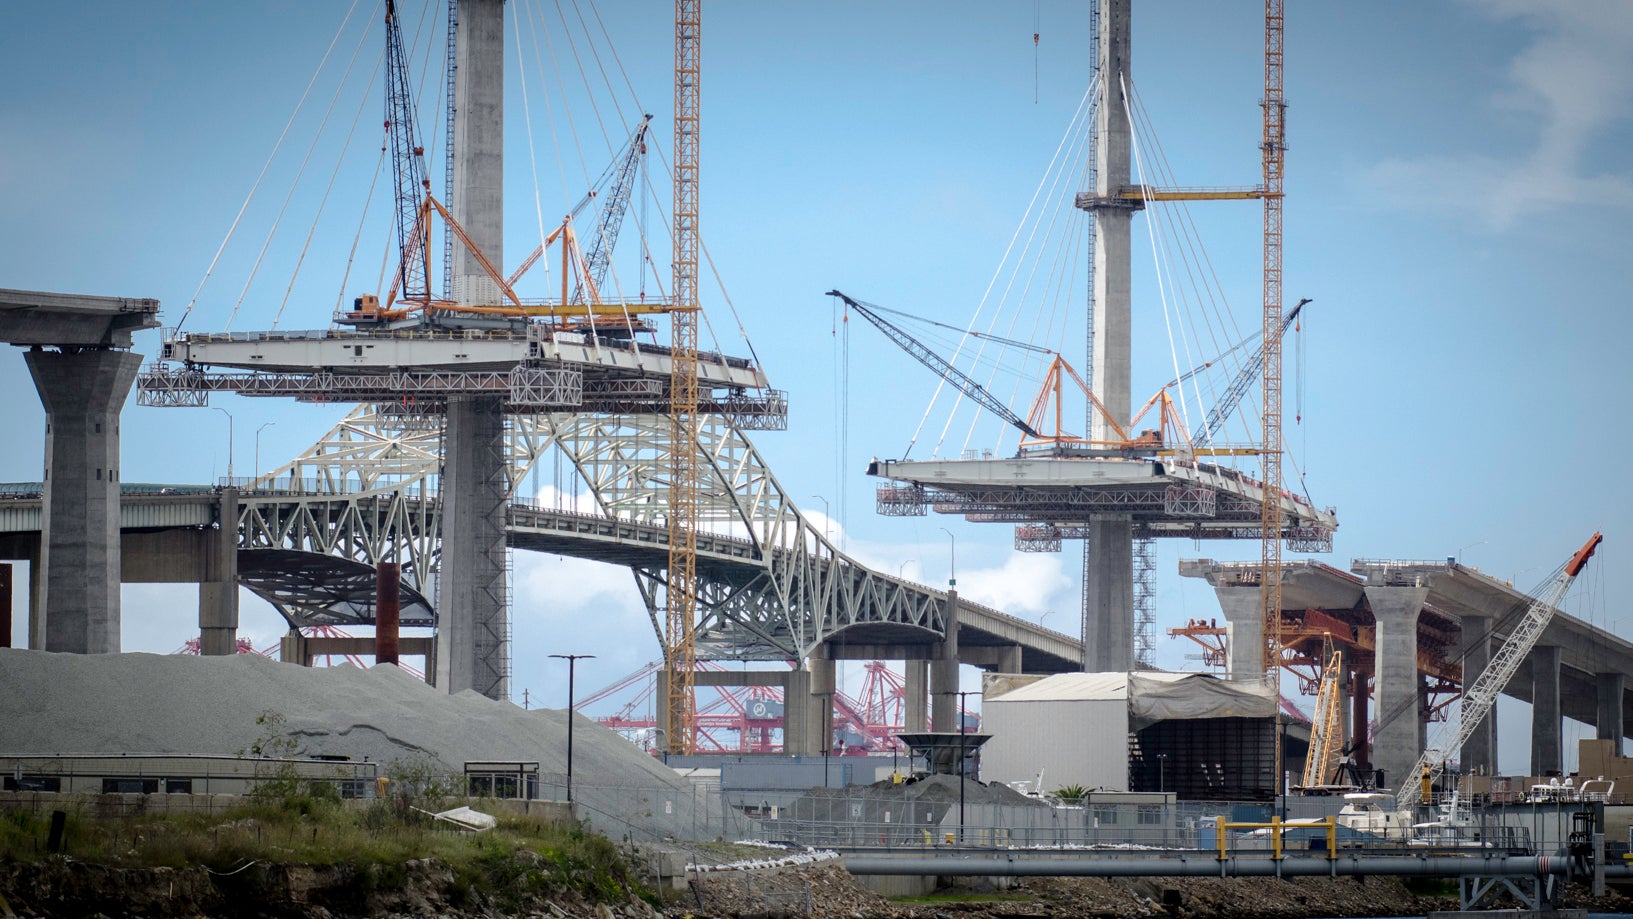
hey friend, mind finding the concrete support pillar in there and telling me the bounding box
[807,646,836,755]
[0,563,11,649]
[1351,666,1371,770]
[1458,614,1498,774]
[1364,585,1427,792]
[1214,586,1266,682]
[198,487,239,655]
[904,659,929,732]
[436,394,510,699]
[25,347,140,654]
[931,591,961,731]
[1598,672,1626,758]
[783,667,812,755]
[451,0,504,305]
[1082,516,1133,671]
[279,628,312,666]
[995,644,1023,675]
[1531,644,1563,776]
[1080,1,1134,675]
[27,556,43,650]
[1335,644,1354,765]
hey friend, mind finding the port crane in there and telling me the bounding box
[1395,532,1604,811]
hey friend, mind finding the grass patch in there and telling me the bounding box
[0,798,646,907]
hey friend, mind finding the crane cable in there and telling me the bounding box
[177,0,369,332]
[273,16,383,329]
[912,72,1099,459]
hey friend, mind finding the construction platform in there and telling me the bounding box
[868,455,1338,549]
[137,325,787,425]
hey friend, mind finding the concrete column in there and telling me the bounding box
[451,0,504,305]
[808,646,836,755]
[1090,0,1131,440]
[1458,614,1498,774]
[783,667,812,755]
[931,590,961,731]
[1082,516,1133,671]
[279,628,312,666]
[1214,586,1266,682]
[904,659,929,732]
[436,394,510,699]
[0,563,11,648]
[1351,665,1371,770]
[1364,585,1427,792]
[27,555,44,650]
[1531,644,1563,776]
[1597,672,1626,757]
[198,487,239,655]
[994,644,1023,675]
[25,348,140,654]
[1336,644,1354,765]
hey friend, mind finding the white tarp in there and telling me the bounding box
[986,671,1275,728]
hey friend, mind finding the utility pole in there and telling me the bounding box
[550,653,596,802]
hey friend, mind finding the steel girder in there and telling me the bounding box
[252,406,947,661]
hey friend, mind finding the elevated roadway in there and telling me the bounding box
[1182,556,1633,789]
[0,484,1081,673]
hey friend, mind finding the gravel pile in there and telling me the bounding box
[0,648,685,794]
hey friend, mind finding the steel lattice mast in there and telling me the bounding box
[1259,0,1286,677]
[666,0,703,754]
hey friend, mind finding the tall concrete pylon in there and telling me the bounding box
[1081,0,1135,672]
[436,0,511,699]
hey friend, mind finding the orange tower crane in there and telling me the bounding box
[1259,0,1288,678]
[666,0,703,754]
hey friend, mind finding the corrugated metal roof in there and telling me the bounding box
[987,671,1140,702]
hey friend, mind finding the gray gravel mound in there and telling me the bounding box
[0,648,683,793]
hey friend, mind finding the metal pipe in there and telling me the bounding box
[842,854,1571,878]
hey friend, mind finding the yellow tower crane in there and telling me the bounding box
[665,0,703,755]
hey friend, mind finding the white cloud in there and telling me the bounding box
[1365,1,1633,228]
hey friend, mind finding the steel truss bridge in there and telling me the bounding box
[0,405,1080,673]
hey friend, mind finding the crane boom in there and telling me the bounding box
[574,115,653,303]
[827,290,1043,439]
[1395,532,1604,810]
[1301,635,1343,788]
[1194,297,1309,446]
[384,0,431,303]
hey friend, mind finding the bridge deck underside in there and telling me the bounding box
[870,456,1337,541]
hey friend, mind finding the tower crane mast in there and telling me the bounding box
[1259,0,1287,680]
[1396,533,1604,811]
[665,0,703,755]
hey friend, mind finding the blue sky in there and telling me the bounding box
[2,1,1630,774]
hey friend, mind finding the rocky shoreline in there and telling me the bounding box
[5,853,1632,918]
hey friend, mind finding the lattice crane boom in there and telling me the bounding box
[575,114,653,303]
[826,289,1044,439]
[1396,533,1604,810]
[384,0,432,303]
[1301,634,1343,788]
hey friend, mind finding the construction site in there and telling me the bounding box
[1,0,1629,913]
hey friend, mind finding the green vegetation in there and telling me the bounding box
[1051,783,1091,803]
[0,798,646,909]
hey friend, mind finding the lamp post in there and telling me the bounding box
[549,653,595,802]
[1455,540,1486,565]
[254,421,276,484]
[809,494,830,542]
[940,527,956,588]
[1157,753,1168,793]
[208,406,234,481]
[897,560,912,580]
[956,689,975,845]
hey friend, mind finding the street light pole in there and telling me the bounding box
[549,653,596,803]
[809,494,830,542]
[254,421,276,484]
[208,406,234,481]
[1157,753,1167,793]
[940,527,956,587]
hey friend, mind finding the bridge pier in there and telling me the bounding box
[1459,614,1498,773]
[1598,672,1626,758]
[1364,585,1427,792]
[198,487,240,655]
[807,645,836,756]
[904,659,928,732]
[25,348,142,654]
[436,395,510,700]
[931,590,961,731]
[1213,586,1265,682]
[1531,644,1562,776]
[781,666,813,755]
